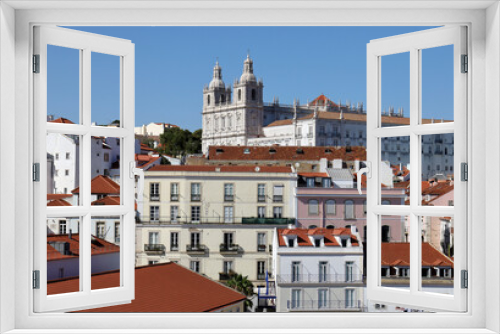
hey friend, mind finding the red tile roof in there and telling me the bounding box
[91,195,120,206]
[277,228,359,247]
[47,234,120,262]
[422,182,454,196]
[49,117,75,124]
[140,143,154,152]
[47,263,246,312]
[135,154,161,170]
[298,172,329,178]
[266,110,451,127]
[47,194,73,201]
[381,243,453,268]
[148,165,292,173]
[310,94,339,107]
[72,175,120,195]
[208,146,366,162]
[47,199,72,206]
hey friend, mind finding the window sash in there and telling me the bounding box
[366,25,467,312]
[33,25,135,313]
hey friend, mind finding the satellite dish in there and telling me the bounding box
[255,166,260,172]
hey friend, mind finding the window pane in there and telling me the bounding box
[419,216,454,295]
[47,45,80,125]
[381,52,410,127]
[421,45,454,123]
[91,52,121,127]
[381,136,410,205]
[421,134,454,207]
[91,215,121,290]
[47,216,81,295]
[381,215,410,290]
[46,133,81,206]
[90,137,121,206]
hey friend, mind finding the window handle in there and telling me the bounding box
[356,162,371,195]
[130,161,145,199]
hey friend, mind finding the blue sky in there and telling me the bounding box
[48,26,453,130]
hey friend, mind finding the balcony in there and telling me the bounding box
[150,194,160,201]
[170,244,179,251]
[219,243,243,255]
[219,271,236,281]
[287,299,364,312]
[241,217,295,225]
[257,244,266,252]
[273,195,283,203]
[307,133,313,138]
[277,274,363,284]
[191,194,201,202]
[224,194,234,202]
[186,244,208,255]
[257,273,266,280]
[170,194,179,202]
[144,244,165,255]
[257,195,266,202]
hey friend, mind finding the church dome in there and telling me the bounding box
[240,55,257,83]
[209,61,225,89]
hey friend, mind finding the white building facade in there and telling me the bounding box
[273,227,365,312]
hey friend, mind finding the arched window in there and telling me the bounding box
[326,225,335,229]
[207,95,211,105]
[238,89,242,101]
[382,225,390,242]
[325,200,336,215]
[251,89,256,100]
[308,200,319,215]
[344,200,354,219]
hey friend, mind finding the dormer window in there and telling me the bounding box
[341,238,348,247]
[314,237,322,247]
[269,148,276,154]
[322,178,331,188]
[306,178,315,188]
[243,148,250,154]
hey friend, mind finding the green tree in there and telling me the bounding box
[160,127,202,156]
[226,273,255,311]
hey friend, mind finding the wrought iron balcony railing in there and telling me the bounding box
[273,195,283,203]
[241,217,295,225]
[224,194,234,202]
[186,244,208,255]
[219,243,243,255]
[277,274,363,284]
[287,299,364,311]
[150,194,160,201]
[191,194,201,202]
[170,194,179,201]
[144,244,166,253]
[257,195,266,202]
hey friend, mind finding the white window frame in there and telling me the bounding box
[3,2,497,334]
[32,25,135,313]
[366,26,467,312]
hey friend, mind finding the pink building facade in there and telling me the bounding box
[296,187,406,242]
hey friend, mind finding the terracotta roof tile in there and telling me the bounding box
[47,234,120,262]
[147,165,292,173]
[49,117,75,124]
[91,195,120,206]
[381,243,453,268]
[266,110,451,127]
[47,199,72,206]
[310,94,339,107]
[47,263,246,312]
[72,175,120,195]
[298,172,329,178]
[208,146,366,162]
[277,228,359,247]
[47,194,73,201]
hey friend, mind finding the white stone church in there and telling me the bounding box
[201,56,454,181]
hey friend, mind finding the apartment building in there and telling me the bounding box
[296,172,407,242]
[273,227,365,312]
[135,165,297,284]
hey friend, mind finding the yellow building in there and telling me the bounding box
[136,165,297,284]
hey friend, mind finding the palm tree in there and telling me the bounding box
[226,273,255,311]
